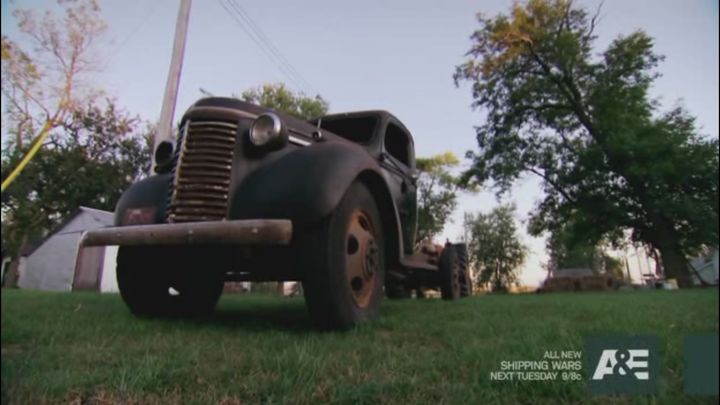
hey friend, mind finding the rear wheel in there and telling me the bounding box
[300,182,385,330]
[439,244,465,300]
[455,243,472,297]
[116,246,224,317]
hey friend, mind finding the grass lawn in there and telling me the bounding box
[2,288,718,404]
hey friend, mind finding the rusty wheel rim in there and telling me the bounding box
[345,209,379,308]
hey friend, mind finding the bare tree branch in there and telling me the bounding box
[528,166,577,204]
[583,0,604,45]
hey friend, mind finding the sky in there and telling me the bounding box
[2,0,718,286]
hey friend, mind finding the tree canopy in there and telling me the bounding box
[415,152,463,244]
[545,224,626,281]
[1,0,107,192]
[240,83,329,120]
[454,0,718,286]
[1,101,152,258]
[464,204,527,292]
[1,0,137,259]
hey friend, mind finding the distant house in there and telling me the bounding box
[549,267,594,279]
[541,267,616,292]
[18,206,119,292]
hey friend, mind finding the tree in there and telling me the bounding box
[1,0,107,191]
[239,82,329,120]
[465,204,527,292]
[454,0,718,287]
[415,152,465,244]
[545,225,625,280]
[1,100,152,259]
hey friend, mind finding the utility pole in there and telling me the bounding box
[152,0,192,173]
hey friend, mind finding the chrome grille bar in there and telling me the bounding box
[167,120,238,222]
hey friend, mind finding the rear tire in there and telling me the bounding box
[439,244,464,300]
[116,246,224,317]
[456,243,472,297]
[300,181,385,330]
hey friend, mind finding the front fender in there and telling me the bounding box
[229,142,380,224]
[229,142,405,265]
[113,173,172,226]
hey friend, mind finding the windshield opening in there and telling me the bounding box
[316,116,377,143]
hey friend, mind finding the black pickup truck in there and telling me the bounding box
[83,97,471,330]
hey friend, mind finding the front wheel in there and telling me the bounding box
[300,182,385,330]
[116,246,224,317]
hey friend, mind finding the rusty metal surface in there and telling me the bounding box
[80,219,292,247]
[167,120,238,223]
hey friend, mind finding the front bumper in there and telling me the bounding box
[80,219,292,247]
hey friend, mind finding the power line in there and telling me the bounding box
[218,0,302,90]
[225,0,316,94]
[218,0,317,95]
[219,0,311,94]
[101,0,163,70]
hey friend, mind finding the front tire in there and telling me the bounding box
[116,246,224,317]
[300,181,385,330]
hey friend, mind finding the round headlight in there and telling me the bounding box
[249,113,287,150]
[153,140,174,171]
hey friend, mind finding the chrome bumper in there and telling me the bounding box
[80,219,292,247]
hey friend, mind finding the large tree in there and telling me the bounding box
[1,0,107,191]
[415,152,465,245]
[239,82,329,120]
[1,101,152,258]
[545,224,626,280]
[454,0,718,286]
[464,204,527,292]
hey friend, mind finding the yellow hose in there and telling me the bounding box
[1,122,52,192]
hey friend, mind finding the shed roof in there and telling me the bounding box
[23,206,113,257]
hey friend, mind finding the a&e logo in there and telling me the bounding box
[592,349,650,380]
[585,336,659,394]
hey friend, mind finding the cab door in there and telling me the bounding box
[379,120,417,254]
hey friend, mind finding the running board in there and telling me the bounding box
[399,257,438,272]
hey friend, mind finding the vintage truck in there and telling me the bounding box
[83,97,471,330]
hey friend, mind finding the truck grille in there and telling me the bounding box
[167,120,237,222]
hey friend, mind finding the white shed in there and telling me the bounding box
[18,206,119,292]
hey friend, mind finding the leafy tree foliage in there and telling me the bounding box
[546,225,626,280]
[415,152,463,244]
[1,0,107,191]
[1,101,152,258]
[454,0,718,286]
[240,83,329,120]
[464,204,527,291]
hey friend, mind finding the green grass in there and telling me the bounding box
[2,288,718,404]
